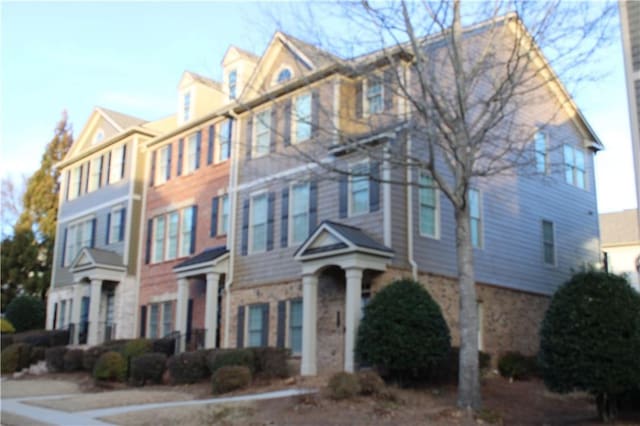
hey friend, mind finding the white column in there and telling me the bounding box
[344,268,363,372]
[175,278,190,352]
[204,272,220,349]
[87,279,102,346]
[70,284,84,344]
[301,274,318,376]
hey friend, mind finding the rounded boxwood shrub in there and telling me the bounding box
[327,372,361,400]
[1,343,33,374]
[211,365,252,394]
[63,349,85,372]
[357,370,385,396]
[250,347,290,379]
[356,279,451,383]
[130,352,167,386]
[207,349,255,375]
[151,337,176,357]
[4,296,45,332]
[1,318,16,333]
[29,346,46,364]
[498,351,537,381]
[93,351,126,382]
[45,346,68,372]
[121,339,152,377]
[168,351,209,384]
[83,346,109,372]
[539,271,640,421]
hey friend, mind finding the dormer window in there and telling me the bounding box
[229,70,237,100]
[93,129,104,145]
[183,91,191,122]
[277,68,292,84]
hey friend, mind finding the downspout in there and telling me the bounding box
[406,134,418,280]
[134,139,151,338]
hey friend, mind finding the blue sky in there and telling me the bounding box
[0,1,636,213]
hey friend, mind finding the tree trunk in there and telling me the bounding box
[455,206,481,410]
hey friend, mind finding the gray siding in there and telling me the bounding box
[59,180,130,218]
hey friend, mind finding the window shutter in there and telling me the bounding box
[177,139,184,176]
[280,188,289,248]
[383,68,393,111]
[309,180,318,234]
[149,151,156,187]
[121,144,127,178]
[190,205,197,254]
[119,208,126,241]
[210,197,219,237]
[276,301,286,348]
[105,213,111,244]
[369,161,380,212]
[355,81,363,118]
[226,119,234,160]
[339,175,349,218]
[266,192,275,251]
[207,125,215,165]
[237,306,245,348]
[60,228,68,267]
[270,108,277,153]
[90,218,97,248]
[311,90,320,137]
[241,199,249,256]
[283,100,291,146]
[98,155,103,188]
[195,130,202,170]
[85,162,91,193]
[261,303,270,347]
[166,146,172,181]
[106,151,111,185]
[139,305,147,338]
[145,219,152,264]
[78,166,83,196]
[65,171,71,200]
[245,118,253,160]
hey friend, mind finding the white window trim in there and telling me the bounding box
[109,144,125,184]
[179,207,193,257]
[292,92,312,144]
[155,145,171,186]
[181,89,193,125]
[418,173,440,239]
[245,303,266,347]
[228,69,238,100]
[363,76,384,117]
[534,130,549,175]
[183,133,199,175]
[64,215,96,266]
[469,188,483,249]
[108,205,125,244]
[248,190,269,254]
[218,194,230,236]
[348,160,370,217]
[287,298,303,355]
[252,108,272,158]
[165,210,181,261]
[69,166,82,200]
[542,219,557,266]
[88,156,103,193]
[152,215,166,264]
[273,65,293,86]
[564,144,587,190]
[93,129,105,145]
[289,181,310,245]
[217,120,232,163]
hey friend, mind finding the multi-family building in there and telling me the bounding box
[48,16,602,376]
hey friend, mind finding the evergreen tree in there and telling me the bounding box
[0,229,44,309]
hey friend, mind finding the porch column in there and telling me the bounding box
[70,284,84,344]
[175,278,189,352]
[344,268,363,372]
[204,273,220,348]
[87,279,102,346]
[301,274,318,376]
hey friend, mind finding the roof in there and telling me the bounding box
[174,246,229,269]
[323,221,393,253]
[600,209,640,245]
[97,107,147,130]
[230,45,259,61]
[281,32,343,69]
[295,220,393,258]
[185,71,222,90]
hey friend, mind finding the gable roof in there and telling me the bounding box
[281,32,343,70]
[182,71,222,91]
[174,246,229,270]
[97,107,147,131]
[70,247,125,271]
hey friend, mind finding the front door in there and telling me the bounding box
[317,266,346,375]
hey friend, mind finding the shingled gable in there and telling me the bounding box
[69,247,126,273]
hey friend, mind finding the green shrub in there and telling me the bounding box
[29,346,46,364]
[327,372,361,400]
[211,365,252,394]
[4,296,45,332]
[539,271,640,422]
[13,329,69,347]
[130,352,167,386]
[357,370,385,396]
[168,351,209,384]
[83,346,109,372]
[100,339,131,354]
[151,337,176,357]
[93,351,126,382]
[207,349,255,375]
[498,351,537,381]
[1,343,32,374]
[63,349,85,372]
[1,318,15,333]
[122,339,152,377]
[356,279,451,383]
[250,347,290,379]
[45,346,68,372]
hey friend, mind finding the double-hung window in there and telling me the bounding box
[250,193,268,253]
[166,211,180,260]
[564,145,586,189]
[162,301,172,337]
[218,120,232,162]
[185,134,198,174]
[179,207,194,257]
[110,145,125,184]
[220,195,230,235]
[419,173,438,238]
[254,110,271,157]
[248,304,266,347]
[149,304,159,339]
[542,220,555,265]
[469,189,482,248]
[534,132,548,174]
[69,166,82,200]
[228,70,237,100]
[291,182,310,244]
[109,208,125,244]
[183,91,191,123]
[88,156,102,192]
[65,219,94,265]
[294,93,312,142]
[366,78,383,114]
[350,163,370,216]
[289,299,303,354]
[156,145,171,185]
[152,216,166,263]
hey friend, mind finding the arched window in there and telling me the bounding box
[93,129,104,145]
[277,68,292,84]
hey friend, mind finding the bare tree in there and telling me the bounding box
[1,175,26,238]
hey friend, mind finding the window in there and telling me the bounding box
[220,195,229,235]
[277,68,292,84]
[109,207,125,244]
[156,145,171,185]
[88,156,103,192]
[254,110,271,157]
[69,166,82,200]
[228,70,237,100]
[291,182,310,244]
[65,218,94,265]
[110,145,125,184]
[564,145,586,189]
[183,91,191,122]
[469,189,482,248]
[350,163,370,216]
[180,207,194,257]
[250,193,268,253]
[184,134,198,174]
[93,129,104,145]
[419,173,438,238]
[152,216,166,263]
[542,220,555,265]
[534,132,548,174]
[149,304,159,339]
[294,93,312,143]
[289,299,303,354]
[218,120,232,162]
[366,78,383,114]
[166,211,179,260]
[162,301,173,337]
[59,300,67,329]
[248,304,266,347]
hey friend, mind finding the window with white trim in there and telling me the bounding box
[534,131,548,174]
[542,220,555,265]
[564,145,586,189]
[254,109,271,157]
[419,173,438,238]
[289,299,303,354]
[183,91,191,122]
[166,211,180,260]
[277,68,292,84]
[219,194,229,235]
[218,120,232,162]
[149,304,159,339]
[291,182,310,244]
[250,193,268,253]
[248,304,266,347]
[156,145,171,185]
[293,93,312,143]
[151,207,195,263]
[88,156,102,192]
[93,129,104,145]
[162,301,173,337]
[469,189,482,248]
[109,207,125,244]
[366,78,383,114]
[110,145,125,184]
[65,218,94,265]
[350,163,370,216]
[152,216,166,263]
[180,207,194,257]
[69,166,82,200]
[228,70,237,100]
[184,134,198,174]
